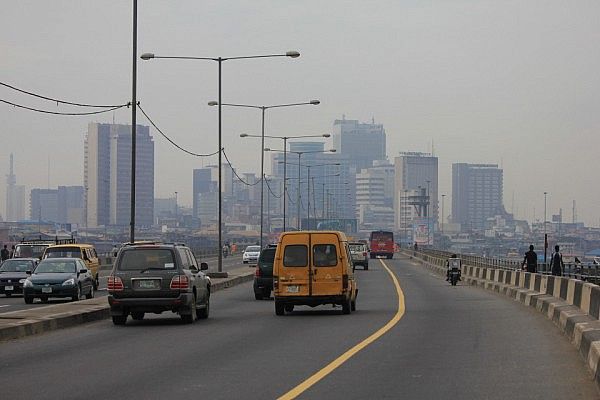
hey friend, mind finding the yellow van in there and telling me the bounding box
[42,244,101,289]
[273,231,358,315]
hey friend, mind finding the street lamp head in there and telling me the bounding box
[286,50,301,58]
[264,148,272,151]
[239,133,248,137]
[329,149,337,153]
[140,53,155,60]
[322,134,331,138]
[208,101,219,106]
[310,100,320,105]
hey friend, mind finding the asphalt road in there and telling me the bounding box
[0,254,247,313]
[0,255,597,399]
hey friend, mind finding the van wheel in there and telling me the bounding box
[342,298,351,314]
[364,264,369,271]
[263,288,271,299]
[284,304,294,313]
[275,300,285,316]
[351,299,356,311]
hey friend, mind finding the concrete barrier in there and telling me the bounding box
[405,250,600,387]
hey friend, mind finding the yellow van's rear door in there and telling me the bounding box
[311,233,343,296]
[279,233,310,297]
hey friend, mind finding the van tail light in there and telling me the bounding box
[342,274,348,289]
[255,266,261,277]
[107,276,124,291]
[273,276,279,290]
[170,275,189,290]
[362,252,367,257]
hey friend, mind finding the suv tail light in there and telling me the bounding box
[255,266,261,277]
[342,274,348,289]
[107,276,124,291]
[170,275,189,290]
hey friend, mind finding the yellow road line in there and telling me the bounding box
[277,259,405,400]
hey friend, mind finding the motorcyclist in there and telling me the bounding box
[222,245,229,258]
[446,253,460,281]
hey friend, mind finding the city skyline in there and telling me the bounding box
[2,2,600,226]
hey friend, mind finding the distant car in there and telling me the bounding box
[243,245,261,265]
[0,258,38,296]
[23,258,94,304]
[107,242,210,325]
[254,246,276,300]
[349,242,369,270]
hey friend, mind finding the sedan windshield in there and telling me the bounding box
[245,246,260,252]
[0,260,33,272]
[35,260,77,273]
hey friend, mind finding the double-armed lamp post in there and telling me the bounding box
[140,50,300,274]
[207,100,319,249]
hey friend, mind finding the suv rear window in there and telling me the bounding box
[313,244,338,267]
[118,249,176,271]
[349,244,364,252]
[259,248,276,264]
[283,245,308,267]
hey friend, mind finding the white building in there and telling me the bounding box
[355,160,394,229]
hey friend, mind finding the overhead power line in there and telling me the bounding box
[264,176,282,199]
[0,98,127,115]
[0,81,128,108]
[222,150,263,186]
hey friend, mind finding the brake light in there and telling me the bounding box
[107,276,124,291]
[255,266,261,277]
[170,275,189,290]
[342,274,348,289]
[362,252,367,257]
[273,276,279,290]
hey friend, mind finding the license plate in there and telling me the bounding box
[136,280,159,289]
[286,285,299,293]
[4,285,13,291]
[41,287,52,293]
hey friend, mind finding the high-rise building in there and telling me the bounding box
[57,186,84,226]
[192,168,213,221]
[355,161,395,229]
[6,154,26,222]
[394,152,438,231]
[85,123,154,228]
[30,189,58,223]
[332,117,386,171]
[452,163,504,231]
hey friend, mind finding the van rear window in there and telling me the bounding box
[313,244,337,267]
[44,247,81,259]
[283,245,308,267]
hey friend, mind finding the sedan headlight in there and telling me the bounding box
[62,278,75,286]
[23,279,33,288]
[19,279,26,284]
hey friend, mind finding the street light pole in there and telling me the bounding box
[130,0,138,244]
[141,50,300,274]
[544,191,548,267]
[441,194,446,235]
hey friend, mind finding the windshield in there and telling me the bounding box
[35,260,77,273]
[245,246,260,252]
[0,259,34,272]
[44,247,82,259]
[14,244,48,259]
[118,249,175,271]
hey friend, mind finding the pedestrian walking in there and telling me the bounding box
[1,245,9,261]
[521,244,538,273]
[549,245,565,276]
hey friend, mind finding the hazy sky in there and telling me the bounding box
[2,1,600,225]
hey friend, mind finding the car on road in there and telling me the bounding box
[243,245,261,265]
[254,246,276,300]
[0,258,38,296]
[42,243,101,290]
[107,242,210,325]
[23,258,94,304]
[349,242,369,270]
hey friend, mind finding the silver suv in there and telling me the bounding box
[349,242,369,271]
[107,242,210,325]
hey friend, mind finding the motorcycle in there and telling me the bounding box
[448,257,461,286]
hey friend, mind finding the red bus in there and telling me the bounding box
[369,230,394,259]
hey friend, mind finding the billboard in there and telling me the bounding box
[413,218,434,246]
[301,218,358,233]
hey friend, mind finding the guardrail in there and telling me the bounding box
[417,249,600,284]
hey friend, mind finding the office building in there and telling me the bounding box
[332,117,386,171]
[452,163,504,231]
[85,123,154,228]
[192,168,213,220]
[355,161,394,229]
[394,152,438,231]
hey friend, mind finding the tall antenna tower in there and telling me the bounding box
[572,200,577,224]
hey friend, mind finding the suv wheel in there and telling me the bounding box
[254,291,263,300]
[131,312,145,320]
[181,295,197,324]
[112,315,127,325]
[197,294,210,319]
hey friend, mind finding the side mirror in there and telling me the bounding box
[200,262,208,271]
[80,269,88,274]
[26,270,32,275]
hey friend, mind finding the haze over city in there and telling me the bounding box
[2,1,600,225]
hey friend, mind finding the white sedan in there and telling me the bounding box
[243,246,261,265]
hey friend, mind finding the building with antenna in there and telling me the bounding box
[5,153,26,222]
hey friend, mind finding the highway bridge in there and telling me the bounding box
[0,253,598,399]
